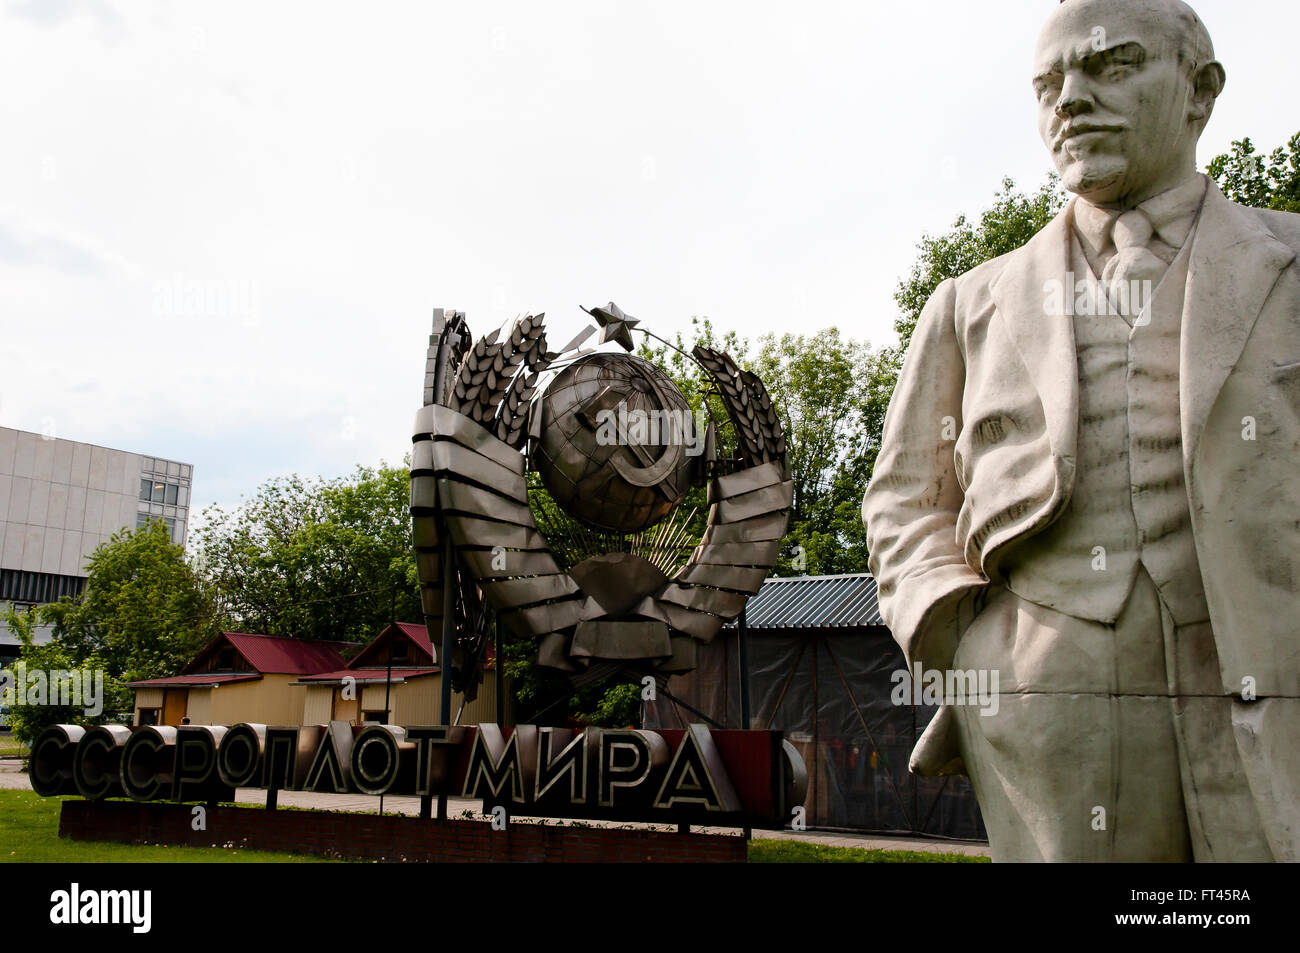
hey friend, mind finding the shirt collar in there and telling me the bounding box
[1072,172,1209,257]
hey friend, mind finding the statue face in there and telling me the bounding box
[1033,0,1205,206]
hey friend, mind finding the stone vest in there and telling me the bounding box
[998,218,1211,626]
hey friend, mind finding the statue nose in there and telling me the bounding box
[1055,95,1091,120]
[1055,74,1093,120]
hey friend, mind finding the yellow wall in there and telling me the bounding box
[136,672,514,728]
[350,671,512,726]
[302,685,333,725]
[133,688,164,725]
[186,688,212,723]
[206,674,305,726]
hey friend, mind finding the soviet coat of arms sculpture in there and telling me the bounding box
[410,303,791,698]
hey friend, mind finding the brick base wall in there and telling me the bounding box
[58,801,747,863]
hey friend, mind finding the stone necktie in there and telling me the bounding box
[1101,210,1175,325]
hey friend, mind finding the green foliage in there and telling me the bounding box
[747,838,989,863]
[1208,132,1300,213]
[42,521,215,682]
[750,328,876,575]
[500,624,643,728]
[574,680,641,727]
[0,790,336,863]
[7,522,215,744]
[892,175,1067,350]
[192,462,421,644]
[2,607,103,745]
[640,319,880,576]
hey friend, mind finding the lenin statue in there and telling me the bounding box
[862,0,1300,861]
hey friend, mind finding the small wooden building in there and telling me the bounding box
[295,622,512,727]
[129,632,354,727]
[130,623,513,729]
[645,573,987,840]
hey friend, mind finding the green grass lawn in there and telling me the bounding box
[0,789,335,863]
[0,788,985,863]
[749,838,988,863]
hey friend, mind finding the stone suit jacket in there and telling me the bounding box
[862,180,1300,708]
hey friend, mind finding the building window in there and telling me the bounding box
[137,708,160,726]
[142,478,187,505]
[362,710,387,723]
[136,514,178,539]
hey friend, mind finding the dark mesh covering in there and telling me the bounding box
[644,626,987,841]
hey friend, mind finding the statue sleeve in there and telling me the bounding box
[862,276,988,674]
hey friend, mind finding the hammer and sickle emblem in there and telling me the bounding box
[577,367,686,499]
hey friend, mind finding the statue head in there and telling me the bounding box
[1034,0,1225,207]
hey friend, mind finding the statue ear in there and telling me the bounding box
[1189,60,1225,122]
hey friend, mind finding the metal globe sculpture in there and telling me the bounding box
[410,301,792,687]
[534,353,694,534]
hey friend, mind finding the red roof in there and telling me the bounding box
[394,622,435,658]
[127,673,261,688]
[189,632,354,676]
[384,622,496,669]
[298,667,439,683]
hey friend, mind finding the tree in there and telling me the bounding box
[193,462,421,645]
[1,606,124,745]
[42,520,216,682]
[1208,131,1300,213]
[892,175,1068,350]
[638,318,879,576]
[6,520,214,743]
[749,328,876,575]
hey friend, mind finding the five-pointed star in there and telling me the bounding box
[587,301,640,352]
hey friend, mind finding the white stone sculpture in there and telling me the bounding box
[862,0,1300,861]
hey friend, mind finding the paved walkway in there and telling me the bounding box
[0,758,989,857]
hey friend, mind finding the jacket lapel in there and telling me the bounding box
[1181,183,1296,461]
[989,202,1080,476]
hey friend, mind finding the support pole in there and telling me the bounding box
[738,606,752,729]
[494,615,505,727]
[381,586,396,816]
[384,581,396,721]
[437,533,455,821]
[738,605,752,841]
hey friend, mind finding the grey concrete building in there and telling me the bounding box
[0,426,193,653]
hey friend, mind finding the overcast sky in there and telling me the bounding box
[1,0,1294,523]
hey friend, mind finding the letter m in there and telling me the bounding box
[101,891,130,924]
[461,725,536,804]
[947,669,978,705]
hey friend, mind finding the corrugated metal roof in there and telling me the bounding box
[193,632,354,676]
[727,573,883,629]
[127,673,262,688]
[387,621,497,668]
[297,667,439,684]
[395,622,435,659]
